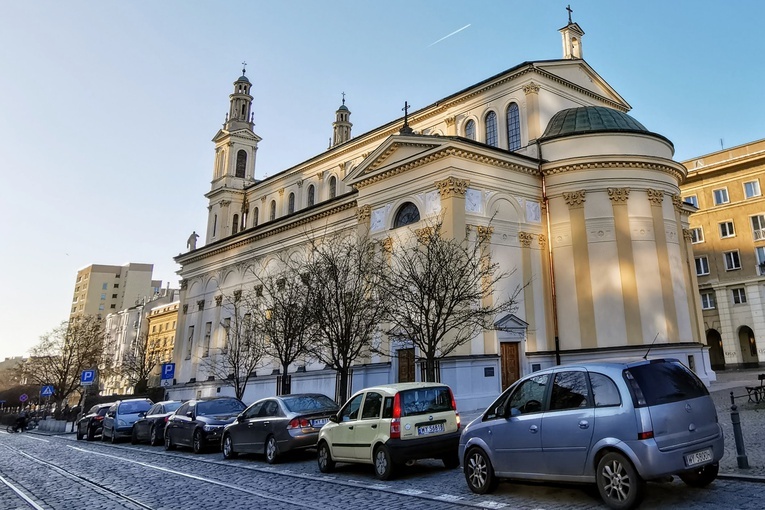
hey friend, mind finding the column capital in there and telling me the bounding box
[445,116,456,127]
[436,176,470,199]
[197,300,205,311]
[647,188,664,206]
[523,82,540,95]
[538,234,547,249]
[219,200,231,207]
[415,226,435,244]
[607,187,630,203]
[518,231,534,247]
[477,226,494,244]
[182,304,188,314]
[682,228,694,241]
[563,190,586,208]
[381,237,393,254]
[356,204,372,223]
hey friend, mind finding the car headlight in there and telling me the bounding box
[203,424,222,432]
[117,419,128,427]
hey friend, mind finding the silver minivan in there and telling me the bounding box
[458,358,723,509]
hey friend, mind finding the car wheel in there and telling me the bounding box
[265,435,279,464]
[86,426,95,441]
[374,445,394,480]
[317,441,335,473]
[192,430,204,454]
[131,428,138,445]
[442,451,460,470]
[76,427,83,441]
[150,425,161,447]
[596,451,646,510]
[222,434,238,459]
[164,430,176,451]
[464,447,498,494]
[678,462,719,488]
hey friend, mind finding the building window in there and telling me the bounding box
[751,214,765,241]
[713,188,729,205]
[465,119,476,140]
[203,322,212,357]
[235,150,247,178]
[744,180,761,199]
[506,103,520,150]
[724,250,741,271]
[253,207,259,226]
[690,227,704,244]
[394,202,420,228]
[186,325,194,359]
[114,284,119,288]
[719,221,735,238]
[684,195,698,208]
[307,185,315,206]
[102,283,108,290]
[213,214,217,237]
[100,294,106,300]
[110,304,116,309]
[700,292,715,310]
[98,304,105,311]
[732,288,747,304]
[269,200,276,221]
[112,294,117,299]
[485,111,498,147]
[232,214,239,234]
[695,256,710,276]
[329,176,337,198]
[757,247,765,275]
[288,192,295,213]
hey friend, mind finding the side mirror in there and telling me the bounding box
[509,407,521,417]
[186,411,194,419]
[138,412,146,418]
[237,415,245,422]
[496,405,506,418]
[329,414,339,423]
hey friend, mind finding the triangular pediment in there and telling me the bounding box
[345,134,447,184]
[495,314,529,331]
[535,60,629,110]
[212,128,262,144]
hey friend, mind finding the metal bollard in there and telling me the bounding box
[730,391,750,469]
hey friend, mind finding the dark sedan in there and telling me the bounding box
[76,403,114,441]
[165,397,246,454]
[222,393,339,464]
[131,400,182,446]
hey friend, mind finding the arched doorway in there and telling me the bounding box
[705,329,725,369]
[738,326,759,367]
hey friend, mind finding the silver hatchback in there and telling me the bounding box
[459,358,723,509]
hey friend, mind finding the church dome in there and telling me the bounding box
[338,104,349,111]
[236,75,251,84]
[541,106,652,140]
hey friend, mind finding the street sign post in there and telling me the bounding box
[40,385,54,398]
[19,394,28,403]
[80,369,96,386]
[160,363,175,388]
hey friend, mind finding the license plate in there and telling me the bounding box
[417,423,445,436]
[311,418,329,427]
[685,448,713,467]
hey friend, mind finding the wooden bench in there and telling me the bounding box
[745,374,765,403]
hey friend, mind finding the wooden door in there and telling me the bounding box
[398,348,415,383]
[500,342,520,391]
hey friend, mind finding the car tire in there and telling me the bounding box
[222,434,238,459]
[265,435,279,464]
[164,430,176,451]
[150,425,161,447]
[131,428,138,445]
[596,451,645,510]
[678,462,719,488]
[192,430,204,454]
[442,451,460,470]
[373,445,394,480]
[86,426,95,441]
[76,427,83,441]
[317,441,335,473]
[464,447,499,494]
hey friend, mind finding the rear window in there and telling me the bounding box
[197,399,245,416]
[163,402,182,413]
[399,387,453,417]
[97,407,109,417]
[119,401,152,415]
[625,361,708,406]
[282,395,338,413]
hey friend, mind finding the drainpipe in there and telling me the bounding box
[538,140,561,365]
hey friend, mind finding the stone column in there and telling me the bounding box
[523,82,541,142]
[357,204,372,239]
[518,230,537,352]
[219,200,231,237]
[435,177,469,240]
[647,189,678,342]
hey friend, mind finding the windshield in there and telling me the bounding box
[282,395,338,413]
[164,402,182,413]
[119,401,152,415]
[197,399,245,416]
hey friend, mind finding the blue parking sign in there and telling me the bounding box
[161,363,175,380]
[80,369,96,386]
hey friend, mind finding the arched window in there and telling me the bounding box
[253,207,259,226]
[232,214,239,235]
[329,176,337,198]
[269,200,276,221]
[307,185,315,207]
[465,119,476,140]
[485,111,498,147]
[241,209,248,229]
[506,103,520,151]
[213,215,218,237]
[235,150,247,178]
[288,192,295,213]
[394,202,420,228]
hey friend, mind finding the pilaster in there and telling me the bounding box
[563,190,596,348]
[435,177,469,240]
[647,189,678,342]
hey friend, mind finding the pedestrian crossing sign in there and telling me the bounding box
[40,385,54,397]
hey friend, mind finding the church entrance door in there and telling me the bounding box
[500,342,520,391]
[398,348,415,383]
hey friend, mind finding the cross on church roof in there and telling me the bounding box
[342,91,345,105]
[566,4,573,24]
[399,101,414,135]
[242,61,247,75]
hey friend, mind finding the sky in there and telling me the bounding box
[1,1,764,362]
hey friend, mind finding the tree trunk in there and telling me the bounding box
[280,364,291,395]
[337,368,349,405]
[424,358,437,382]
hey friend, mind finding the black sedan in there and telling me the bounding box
[131,400,182,446]
[76,403,114,441]
[222,393,339,463]
[164,397,246,454]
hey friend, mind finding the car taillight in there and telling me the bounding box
[164,416,169,423]
[449,388,461,431]
[638,431,654,440]
[94,416,104,421]
[287,418,310,430]
[390,393,401,439]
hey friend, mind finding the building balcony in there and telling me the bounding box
[753,229,765,241]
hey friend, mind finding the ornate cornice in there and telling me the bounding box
[607,187,630,203]
[436,176,470,199]
[647,188,664,206]
[518,231,534,247]
[356,204,372,223]
[563,190,586,208]
[542,161,685,182]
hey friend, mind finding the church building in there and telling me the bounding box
[169,17,711,409]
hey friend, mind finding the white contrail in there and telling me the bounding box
[428,24,471,47]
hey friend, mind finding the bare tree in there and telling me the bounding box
[201,292,265,400]
[304,232,388,404]
[382,220,521,382]
[249,258,314,396]
[119,332,158,395]
[19,315,105,409]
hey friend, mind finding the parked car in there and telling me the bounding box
[76,403,114,441]
[102,398,154,444]
[222,393,339,463]
[165,397,246,454]
[317,382,461,480]
[459,358,724,510]
[131,400,183,446]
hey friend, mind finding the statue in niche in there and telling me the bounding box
[187,231,199,251]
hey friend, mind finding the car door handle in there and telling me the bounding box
[529,425,538,433]
[579,420,589,429]
[348,426,354,430]
[263,421,270,426]
[371,424,377,429]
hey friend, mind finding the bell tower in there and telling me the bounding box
[559,5,584,60]
[205,64,262,244]
[331,93,352,147]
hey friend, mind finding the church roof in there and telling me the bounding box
[540,106,649,140]
[236,74,250,84]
